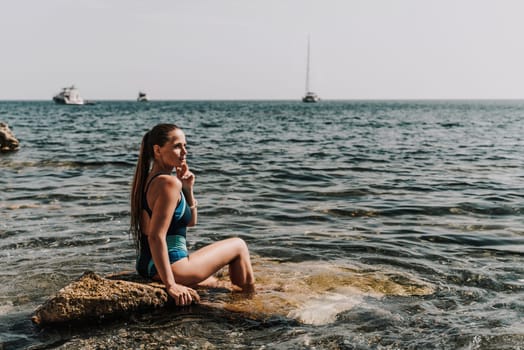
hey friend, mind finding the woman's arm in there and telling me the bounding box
[148,175,197,304]
[177,163,198,226]
[184,188,198,227]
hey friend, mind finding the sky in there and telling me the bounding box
[2,0,524,100]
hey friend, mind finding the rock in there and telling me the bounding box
[32,260,435,327]
[0,122,20,152]
[32,271,172,326]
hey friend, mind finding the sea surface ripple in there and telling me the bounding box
[0,100,523,349]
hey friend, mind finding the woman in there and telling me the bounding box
[130,123,255,306]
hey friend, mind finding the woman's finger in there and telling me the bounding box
[177,291,192,306]
[188,288,200,303]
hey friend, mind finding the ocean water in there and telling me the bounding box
[0,100,523,349]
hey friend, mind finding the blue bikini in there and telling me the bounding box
[136,173,192,278]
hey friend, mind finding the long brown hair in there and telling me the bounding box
[130,123,179,251]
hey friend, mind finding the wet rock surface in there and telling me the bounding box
[32,260,435,328]
[32,271,171,326]
[0,122,20,152]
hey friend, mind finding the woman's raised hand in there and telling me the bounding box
[176,163,195,191]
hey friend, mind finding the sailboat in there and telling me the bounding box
[302,36,320,103]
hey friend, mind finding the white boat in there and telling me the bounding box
[302,36,320,103]
[137,91,149,102]
[52,85,85,105]
[302,91,320,103]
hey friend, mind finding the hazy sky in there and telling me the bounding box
[2,0,524,100]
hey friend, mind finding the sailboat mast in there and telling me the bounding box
[301,35,319,102]
[305,36,311,94]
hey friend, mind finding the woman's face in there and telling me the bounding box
[154,128,187,170]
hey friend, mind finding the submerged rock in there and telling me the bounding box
[32,260,435,327]
[0,122,20,152]
[32,271,171,326]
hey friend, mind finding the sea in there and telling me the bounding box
[0,100,523,350]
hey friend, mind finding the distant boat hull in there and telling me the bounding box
[302,92,320,103]
[53,97,67,104]
[53,86,85,105]
[52,97,84,105]
[137,92,149,102]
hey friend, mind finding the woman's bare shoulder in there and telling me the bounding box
[152,174,181,191]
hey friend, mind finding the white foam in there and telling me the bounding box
[0,302,15,316]
[287,291,364,325]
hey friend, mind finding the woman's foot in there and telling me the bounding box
[194,276,232,290]
[232,283,256,295]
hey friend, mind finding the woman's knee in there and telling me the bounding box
[231,237,249,254]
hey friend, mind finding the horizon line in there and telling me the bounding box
[2,98,524,102]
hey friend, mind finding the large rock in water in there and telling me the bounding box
[32,260,435,326]
[32,271,172,326]
[0,122,20,152]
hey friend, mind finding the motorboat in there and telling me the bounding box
[137,91,149,102]
[53,86,85,105]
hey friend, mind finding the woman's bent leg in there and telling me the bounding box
[227,239,255,290]
[171,238,255,290]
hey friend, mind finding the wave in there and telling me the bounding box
[1,159,134,170]
[318,203,522,218]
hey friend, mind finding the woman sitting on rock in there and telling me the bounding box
[130,123,255,306]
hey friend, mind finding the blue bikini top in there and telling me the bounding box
[142,173,192,237]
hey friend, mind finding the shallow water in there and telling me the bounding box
[0,100,523,349]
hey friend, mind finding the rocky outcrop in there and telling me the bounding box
[32,261,435,327]
[32,271,173,326]
[0,122,20,152]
